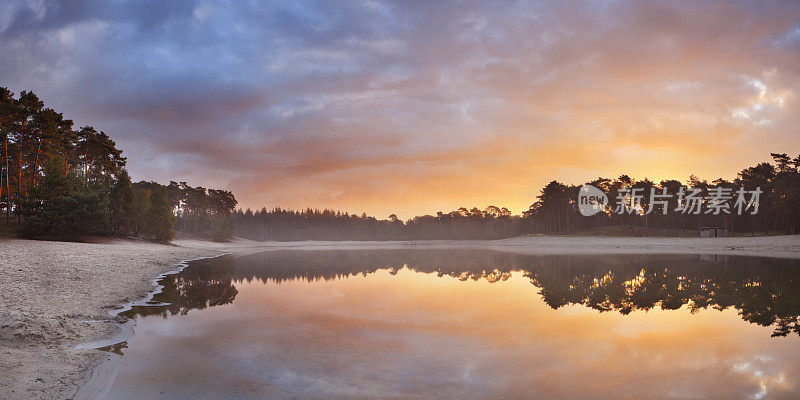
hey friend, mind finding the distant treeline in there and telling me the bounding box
[0,87,234,242]
[232,153,800,240]
[230,206,521,241]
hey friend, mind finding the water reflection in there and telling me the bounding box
[125,250,800,338]
[123,262,239,319]
[104,250,800,400]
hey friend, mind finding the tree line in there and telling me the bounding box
[230,153,800,240]
[523,153,800,235]
[0,87,235,242]
[230,206,522,241]
[134,180,237,241]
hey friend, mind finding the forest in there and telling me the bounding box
[0,87,236,242]
[231,153,800,240]
[3,87,800,242]
[519,152,800,236]
[229,206,521,241]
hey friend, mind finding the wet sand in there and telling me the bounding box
[2,234,800,399]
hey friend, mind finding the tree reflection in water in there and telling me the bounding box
[124,250,800,337]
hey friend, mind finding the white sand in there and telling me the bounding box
[0,238,227,400]
[2,234,800,399]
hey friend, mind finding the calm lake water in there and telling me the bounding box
[101,250,800,399]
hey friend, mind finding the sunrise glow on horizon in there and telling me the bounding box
[2,0,799,218]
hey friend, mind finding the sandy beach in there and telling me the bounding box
[3,234,800,400]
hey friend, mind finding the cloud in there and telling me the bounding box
[1,0,799,217]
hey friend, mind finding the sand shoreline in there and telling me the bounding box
[3,234,800,399]
[72,253,231,400]
[0,238,229,400]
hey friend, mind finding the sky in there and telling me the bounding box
[1,0,799,218]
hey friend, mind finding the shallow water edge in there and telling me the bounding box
[71,253,230,400]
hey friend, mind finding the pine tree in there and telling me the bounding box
[109,169,134,235]
[19,157,109,239]
[146,189,175,242]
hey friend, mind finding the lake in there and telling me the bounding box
[100,249,800,399]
